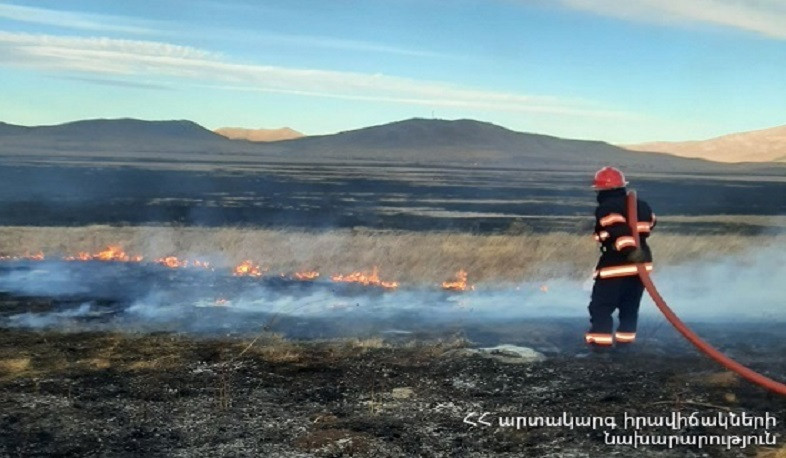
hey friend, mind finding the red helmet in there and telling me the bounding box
[592,166,628,190]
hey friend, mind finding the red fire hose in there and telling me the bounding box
[626,191,786,397]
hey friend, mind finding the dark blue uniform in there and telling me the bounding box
[586,188,656,348]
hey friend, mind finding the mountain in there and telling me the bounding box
[623,124,786,163]
[0,121,29,136]
[215,127,303,142]
[6,118,222,141]
[0,118,229,154]
[254,118,735,171]
[0,117,780,174]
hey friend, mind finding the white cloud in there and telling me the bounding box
[0,31,631,118]
[0,2,156,35]
[0,3,434,57]
[558,0,786,39]
[239,32,445,58]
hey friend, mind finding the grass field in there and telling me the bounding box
[1,225,781,285]
[2,138,785,455]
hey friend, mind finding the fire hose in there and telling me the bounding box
[626,191,786,397]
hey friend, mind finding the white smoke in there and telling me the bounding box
[0,245,784,335]
[0,262,90,296]
[645,246,786,321]
[8,302,93,328]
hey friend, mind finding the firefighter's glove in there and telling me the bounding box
[626,247,647,263]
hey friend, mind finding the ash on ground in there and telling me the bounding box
[1,323,784,457]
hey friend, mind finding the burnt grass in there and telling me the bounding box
[1,327,785,457]
[1,164,785,234]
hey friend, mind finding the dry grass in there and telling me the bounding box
[0,328,445,381]
[0,357,31,376]
[343,337,387,349]
[0,332,193,379]
[127,355,181,371]
[77,358,112,370]
[403,335,471,359]
[697,371,740,389]
[757,445,786,458]
[251,343,304,363]
[0,225,782,285]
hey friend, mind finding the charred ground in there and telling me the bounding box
[0,163,784,234]
[1,323,785,457]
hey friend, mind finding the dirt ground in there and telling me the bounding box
[1,327,784,457]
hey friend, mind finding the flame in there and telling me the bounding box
[97,246,135,262]
[0,252,45,261]
[331,266,398,289]
[156,256,188,268]
[442,269,473,292]
[294,271,320,281]
[155,257,212,269]
[233,260,263,277]
[64,245,142,262]
[65,252,93,261]
[193,260,211,269]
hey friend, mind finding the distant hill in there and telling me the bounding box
[215,127,303,142]
[0,118,229,154]
[6,118,222,141]
[0,117,781,174]
[623,124,786,163]
[254,118,737,172]
[0,122,29,136]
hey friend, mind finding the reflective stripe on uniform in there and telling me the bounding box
[593,231,610,242]
[585,333,613,346]
[636,222,652,233]
[593,263,653,279]
[599,213,626,227]
[615,332,636,343]
[614,236,636,251]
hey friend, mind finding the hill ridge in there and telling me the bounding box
[623,124,786,163]
[0,117,781,173]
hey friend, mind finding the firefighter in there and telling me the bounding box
[585,166,656,352]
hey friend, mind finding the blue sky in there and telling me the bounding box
[0,0,784,143]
